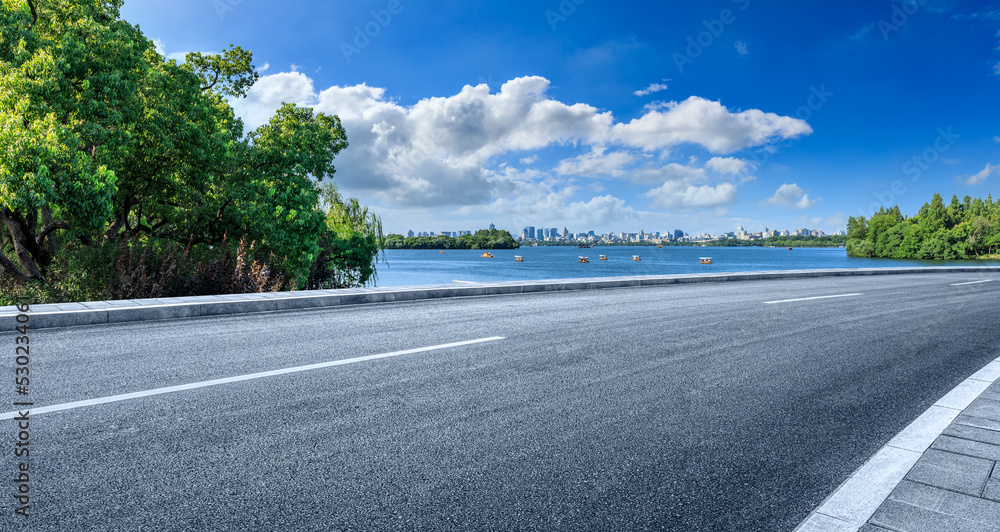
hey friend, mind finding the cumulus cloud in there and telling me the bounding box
[611,96,812,153]
[644,182,738,210]
[520,155,539,165]
[555,148,638,178]
[766,183,816,209]
[634,82,669,97]
[960,163,998,185]
[706,157,748,175]
[229,73,809,208]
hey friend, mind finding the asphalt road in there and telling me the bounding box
[2,272,999,531]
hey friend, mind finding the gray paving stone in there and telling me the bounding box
[933,435,1000,462]
[957,415,1000,432]
[983,391,1000,403]
[889,480,1000,524]
[870,498,1000,532]
[859,525,893,532]
[965,399,1000,422]
[905,449,992,496]
[944,424,1000,446]
[985,480,1000,502]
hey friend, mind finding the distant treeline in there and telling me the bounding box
[847,193,1000,259]
[384,229,519,250]
[712,235,847,247]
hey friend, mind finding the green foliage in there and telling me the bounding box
[304,184,384,290]
[0,234,293,305]
[0,1,379,301]
[384,230,520,250]
[846,193,1000,259]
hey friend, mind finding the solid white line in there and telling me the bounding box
[794,354,1000,532]
[764,294,863,304]
[950,279,993,286]
[0,337,505,420]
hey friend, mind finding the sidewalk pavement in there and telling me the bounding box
[863,381,1000,532]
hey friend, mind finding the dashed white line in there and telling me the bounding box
[0,336,505,420]
[763,294,863,305]
[950,279,993,286]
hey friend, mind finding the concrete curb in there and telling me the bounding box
[795,356,1000,532]
[2,266,998,330]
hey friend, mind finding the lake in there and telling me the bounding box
[372,246,1000,287]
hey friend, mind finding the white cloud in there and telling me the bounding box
[632,163,707,184]
[735,41,749,54]
[230,72,316,128]
[152,38,166,56]
[257,62,270,73]
[849,23,875,41]
[229,73,809,208]
[611,96,812,154]
[644,182,738,210]
[994,136,1000,143]
[960,163,998,186]
[555,148,638,178]
[634,82,669,97]
[706,157,748,175]
[520,155,539,165]
[766,183,816,209]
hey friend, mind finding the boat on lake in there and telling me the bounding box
[599,255,607,260]
[632,255,641,261]
[481,252,494,258]
[579,256,590,263]
[700,257,713,264]
[514,256,523,262]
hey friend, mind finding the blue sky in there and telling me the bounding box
[120,0,1000,236]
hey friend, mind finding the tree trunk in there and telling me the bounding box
[1,209,46,280]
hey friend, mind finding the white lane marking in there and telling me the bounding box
[950,279,993,286]
[0,337,505,420]
[764,294,862,305]
[793,354,1000,531]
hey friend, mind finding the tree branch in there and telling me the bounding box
[26,0,37,24]
[36,219,69,248]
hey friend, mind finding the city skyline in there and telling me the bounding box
[400,223,841,242]
[123,1,1000,237]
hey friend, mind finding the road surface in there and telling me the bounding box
[2,272,998,531]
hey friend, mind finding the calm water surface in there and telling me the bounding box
[373,246,999,287]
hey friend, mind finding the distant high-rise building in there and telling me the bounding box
[489,223,496,231]
[673,229,683,241]
[406,230,414,238]
[525,226,536,239]
[562,227,569,238]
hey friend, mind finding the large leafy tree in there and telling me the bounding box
[1,0,357,288]
[1,0,142,282]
